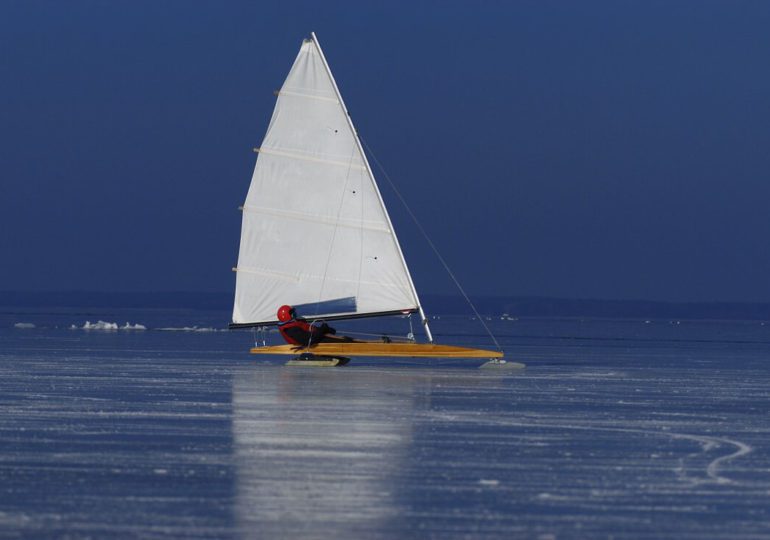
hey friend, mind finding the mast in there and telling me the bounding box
[309,32,433,342]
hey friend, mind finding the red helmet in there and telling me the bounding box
[277,305,295,322]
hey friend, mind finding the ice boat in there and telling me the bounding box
[230,33,502,364]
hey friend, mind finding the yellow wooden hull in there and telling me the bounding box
[249,342,503,359]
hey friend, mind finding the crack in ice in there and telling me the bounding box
[432,413,754,487]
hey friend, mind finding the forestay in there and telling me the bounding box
[232,35,420,326]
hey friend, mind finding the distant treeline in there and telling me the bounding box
[2,291,770,321]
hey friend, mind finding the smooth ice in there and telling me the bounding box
[1,311,770,538]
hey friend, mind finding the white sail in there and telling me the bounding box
[232,35,420,326]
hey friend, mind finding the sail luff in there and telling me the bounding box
[308,32,433,342]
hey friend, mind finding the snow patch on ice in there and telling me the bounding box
[70,320,146,331]
[13,322,35,329]
[157,326,220,332]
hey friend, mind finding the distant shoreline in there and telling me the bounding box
[2,291,769,321]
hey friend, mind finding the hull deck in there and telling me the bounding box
[249,342,503,359]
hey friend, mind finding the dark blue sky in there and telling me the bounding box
[2,1,770,302]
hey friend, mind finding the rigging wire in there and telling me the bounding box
[359,137,503,352]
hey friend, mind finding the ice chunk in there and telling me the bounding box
[13,322,35,329]
[80,320,118,331]
[121,322,147,331]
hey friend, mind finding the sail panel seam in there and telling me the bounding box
[242,205,390,233]
[235,265,409,289]
[233,266,301,282]
[278,89,340,103]
[256,147,367,170]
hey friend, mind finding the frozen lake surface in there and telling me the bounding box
[1,308,770,538]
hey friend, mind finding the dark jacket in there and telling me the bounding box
[278,318,335,346]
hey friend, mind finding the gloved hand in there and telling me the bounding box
[316,321,335,334]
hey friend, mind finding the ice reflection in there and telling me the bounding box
[231,365,424,537]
